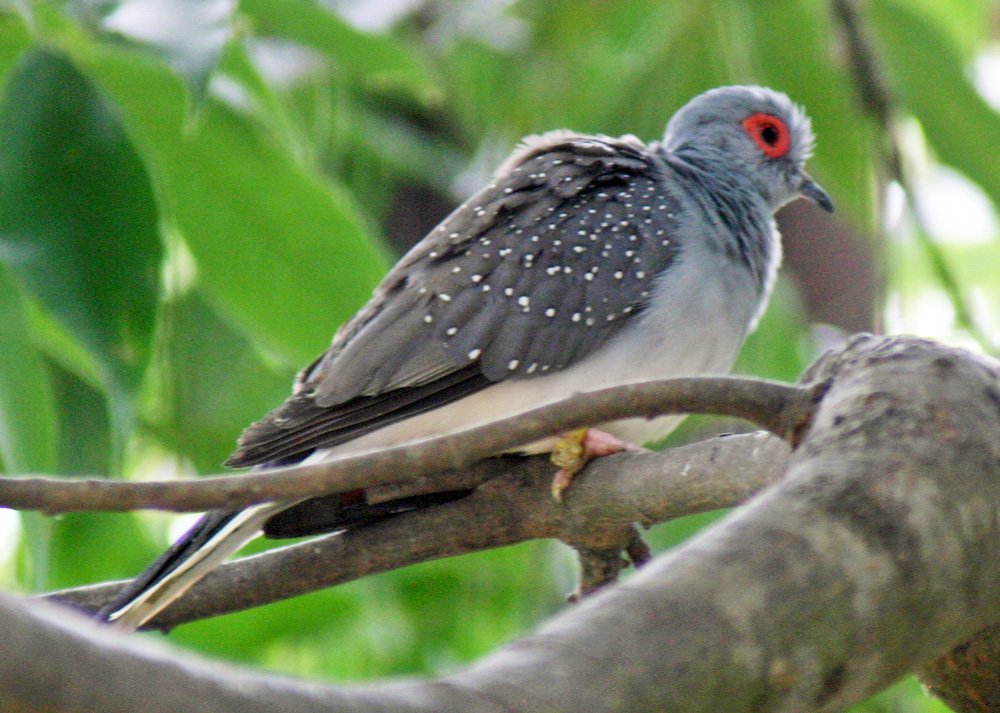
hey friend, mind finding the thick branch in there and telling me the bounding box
[0,376,810,514]
[5,334,1000,713]
[920,621,1000,713]
[48,432,790,627]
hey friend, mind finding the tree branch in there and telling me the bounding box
[47,432,790,628]
[0,376,811,514]
[5,334,1000,713]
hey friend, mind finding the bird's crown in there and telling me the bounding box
[663,85,815,166]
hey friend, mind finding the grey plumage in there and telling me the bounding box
[227,133,686,467]
[102,85,833,630]
[317,135,676,390]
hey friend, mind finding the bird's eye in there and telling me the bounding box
[742,113,790,158]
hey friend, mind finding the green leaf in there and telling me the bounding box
[101,0,236,99]
[45,509,156,589]
[169,541,564,679]
[0,12,31,88]
[526,3,720,137]
[153,293,293,472]
[603,6,730,136]
[0,265,57,474]
[867,0,1000,212]
[889,0,992,60]
[238,0,439,103]
[40,365,156,589]
[0,48,163,404]
[15,363,114,593]
[70,42,387,364]
[738,0,879,232]
[49,361,113,477]
[736,278,811,382]
[350,105,467,197]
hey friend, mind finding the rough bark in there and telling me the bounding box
[0,377,808,514]
[920,622,1000,713]
[2,334,1000,712]
[48,431,789,627]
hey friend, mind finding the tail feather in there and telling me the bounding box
[100,488,477,631]
[99,500,293,631]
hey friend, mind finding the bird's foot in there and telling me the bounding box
[549,428,645,501]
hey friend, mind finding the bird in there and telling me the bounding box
[99,85,833,630]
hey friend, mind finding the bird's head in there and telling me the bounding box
[663,85,833,213]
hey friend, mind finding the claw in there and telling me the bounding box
[549,428,645,501]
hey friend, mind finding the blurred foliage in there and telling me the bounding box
[0,0,997,710]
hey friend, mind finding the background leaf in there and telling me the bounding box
[0,266,57,475]
[868,0,1000,211]
[72,41,388,364]
[152,293,293,471]
[101,0,236,98]
[240,0,438,102]
[0,48,162,414]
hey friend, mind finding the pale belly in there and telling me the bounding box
[309,256,760,463]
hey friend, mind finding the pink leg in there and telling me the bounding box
[550,428,646,501]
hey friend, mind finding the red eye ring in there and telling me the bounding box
[742,113,790,158]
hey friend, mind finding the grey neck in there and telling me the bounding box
[659,145,777,292]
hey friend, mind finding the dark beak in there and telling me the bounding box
[799,174,834,212]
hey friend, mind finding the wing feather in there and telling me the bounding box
[228,133,683,467]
